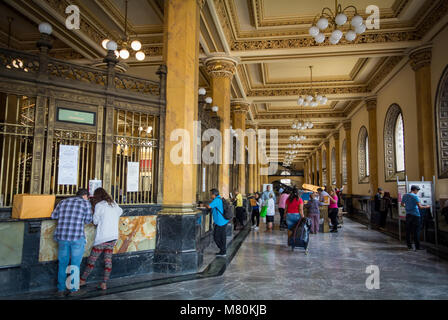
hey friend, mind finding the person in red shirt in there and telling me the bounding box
[283,187,304,230]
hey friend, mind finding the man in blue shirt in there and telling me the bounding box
[206,188,228,257]
[401,185,430,251]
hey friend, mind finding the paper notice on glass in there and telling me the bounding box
[57,145,79,185]
[127,162,139,192]
[89,180,102,196]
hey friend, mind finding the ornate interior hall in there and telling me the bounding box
[0,0,448,300]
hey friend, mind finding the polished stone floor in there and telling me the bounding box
[92,217,448,300]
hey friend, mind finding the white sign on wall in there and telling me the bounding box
[58,145,79,185]
[127,162,139,192]
[89,179,102,196]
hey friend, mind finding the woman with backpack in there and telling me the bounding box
[79,188,123,290]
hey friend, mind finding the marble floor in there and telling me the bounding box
[91,217,448,300]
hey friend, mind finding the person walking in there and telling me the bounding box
[375,188,391,230]
[278,190,289,230]
[401,185,430,251]
[51,188,93,297]
[233,190,245,230]
[328,188,339,233]
[284,187,304,230]
[305,192,320,234]
[79,188,123,291]
[250,192,262,231]
[266,193,275,231]
[206,189,229,257]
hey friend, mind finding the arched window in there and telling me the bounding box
[342,140,347,185]
[331,147,336,185]
[358,126,369,183]
[384,104,405,181]
[435,65,448,178]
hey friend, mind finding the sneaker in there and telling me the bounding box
[254,227,259,231]
[251,225,255,229]
[216,252,226,257]
[330,229,338,233]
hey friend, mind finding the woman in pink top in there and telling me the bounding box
[328,188,339,233]
[278,191,289,229]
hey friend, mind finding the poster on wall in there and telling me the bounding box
[407,181,433,207]
[57,145,79,185]
[397,182,407,219]
[127,162,140,192]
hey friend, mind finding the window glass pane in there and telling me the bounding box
[395,113,405,172]
[365,136,370,176]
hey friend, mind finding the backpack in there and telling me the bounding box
[218,197,233,221]
[249,198,257,207]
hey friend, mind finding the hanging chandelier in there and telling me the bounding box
[309,0,366,45]
[289,135,306,142]
[287,144,302,149]
[297,66,327,107]
[101,0,145,61]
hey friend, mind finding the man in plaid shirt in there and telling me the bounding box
[51,188,93,296]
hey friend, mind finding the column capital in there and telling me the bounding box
[409,44,432,71]
[343,120,351,130]
[196,0,206,9]
[365,96,377,111]
[333,131,340,140]
[231,100,251,113]
[204,54,239,79]
[323,140,330,149]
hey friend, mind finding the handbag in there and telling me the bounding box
[260,205,267,218]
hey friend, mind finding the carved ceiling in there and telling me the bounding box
[1,0,447,168]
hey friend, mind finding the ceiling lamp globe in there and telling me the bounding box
[335,13,347,26]
[345,30,357,41]
[292,123,297,129]
[331,29,343,40]
[330,36,340,45]
[303,101,310,107]
[309,123,314,128]
[102,39,110,50]
[212,106,219,112]
[135,51,145,61]
[355,23,366,34]
[114,50,120,58]
[311,101,318,107]
[309,26,320,37]
[316,17,329,30]
[314,33,325,44]
[306,95,313,102]
[298,97,304,105]
[316,95,323,102]
[205,97,213,104]
[38,22,53,35]
[106,40,118,51]
[119,48,130,59]
[198,88,206,95]
[351,15,364,27]
[321,96,328,104]
[131,40,142,51]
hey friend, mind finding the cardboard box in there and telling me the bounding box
[12,194,56,219]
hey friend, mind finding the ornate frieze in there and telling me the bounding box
[247,86,368,97]
[367,56,404,91]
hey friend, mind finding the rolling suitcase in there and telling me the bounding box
[288,217,311,254]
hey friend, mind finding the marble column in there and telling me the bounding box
[343,121,352,194]
[154,0,202,273]
[313,152,318,186]
[324,140,331,189]
[334,132,341,188]
[205,55,238,198]
[366,96,379,196]
[304,159,308,184]
[409,44,435,180]
[231,100,250,195]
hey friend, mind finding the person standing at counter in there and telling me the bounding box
[80,188,123,291]
[305,193,320,234]
[206,189,229,257]
[51,188,92,297]
[401,185,430,251]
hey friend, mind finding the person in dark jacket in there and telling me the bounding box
[375,188,391,230]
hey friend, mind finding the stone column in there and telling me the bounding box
[231,101,250,195]
[334,132,341,188]
[205,55,238,198]
[324,140,331,189]
[313,152,318,185]
[366,96,379,196]
[319,147,324,187]
[154,0,202,273]
[343,121,352,194]
[409,44,435,180]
